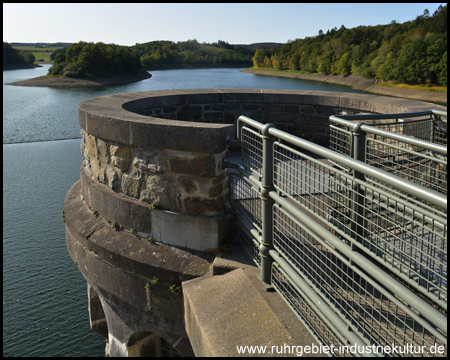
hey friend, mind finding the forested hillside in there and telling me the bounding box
[252,5,447,85]
[47,41,142,77]
[3,42,35,65]
[132,39,253,68]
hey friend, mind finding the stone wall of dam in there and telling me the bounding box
[65,89,446,356]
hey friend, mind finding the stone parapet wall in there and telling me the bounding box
[80,129,229,217]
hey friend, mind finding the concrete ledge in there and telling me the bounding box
[183,249,325,357]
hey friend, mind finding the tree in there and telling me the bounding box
[55,53,66,63]
[47,41,143,77]
[337,52,352,75]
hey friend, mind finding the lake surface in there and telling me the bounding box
[3,65,363,356]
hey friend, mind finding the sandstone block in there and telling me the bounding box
[140,175,175,209]
[121,171,141,198]
[209,184,223,197]
[133,149,163,173]
[106,166,120,192]
[169,156,215,178]
[97,138,109,163]
[110,143,132,171]
[87,134,98,158]
[178,176,197,194]
[90,157,105,184]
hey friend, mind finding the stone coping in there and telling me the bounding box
[78,89,446,154]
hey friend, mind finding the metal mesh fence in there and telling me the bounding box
[230,173,262,231]
[242,126,263,177]
[366,137,447,195]
[271,264,350,357]
[273,206,446,356]
[228,113,447,356]
[329,115,447,182]
[273,141,447,303]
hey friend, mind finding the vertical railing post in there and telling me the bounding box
[431,111,439,143]
[351,122,366,243]
[259,123,276,287]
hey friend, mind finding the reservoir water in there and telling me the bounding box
[3,65,363,356]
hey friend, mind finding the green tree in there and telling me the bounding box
[337,52,352,74]
[320,51,335,73]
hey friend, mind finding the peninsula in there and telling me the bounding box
[6,72,152,87]
[6,41,151,87]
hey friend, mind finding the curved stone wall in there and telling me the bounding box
[78,89,445,251]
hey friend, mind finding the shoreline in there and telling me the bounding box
[3,63,43,71]
[143,64,251,71]
[5,71,152,87]
[240,69,447,106]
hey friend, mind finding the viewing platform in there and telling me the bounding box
[64,89,446,356]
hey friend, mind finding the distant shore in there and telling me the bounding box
[3,63,43,71]
[143,64,251,71]
[5,71,152,87]
[240,69,447,106]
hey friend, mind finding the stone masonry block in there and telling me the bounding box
[106,166,121,192]
[90,157,105,184]
[169,156,216,178]
[178,176,197,194]
[208,184,223,198]
[140,175,176,210]
[97,138,109,164]
[121,171,142,198]
[87,134,98,159]
[110,143,132,172]
[284,105,299,113]
[133,149,164,174]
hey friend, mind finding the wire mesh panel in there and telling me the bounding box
[241,126,263,177]
[273,140,447,305]
[271,265,350,357]
[433,118,447,146]
[366,137,447,195]
[329,125,352,172]
[371,117,434,142]
[329,113,447,180]
[274,142,332,222]
[273,206,446,357]
[361,175,447,301]
[230,173,262,231]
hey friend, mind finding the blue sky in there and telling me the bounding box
[3,3,446,46]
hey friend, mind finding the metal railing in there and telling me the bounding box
[329,110,447,196]
[225,113,447,357]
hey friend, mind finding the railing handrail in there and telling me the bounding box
[330,109,446,121]
[329,116,447,157]
[232,116,447,211]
